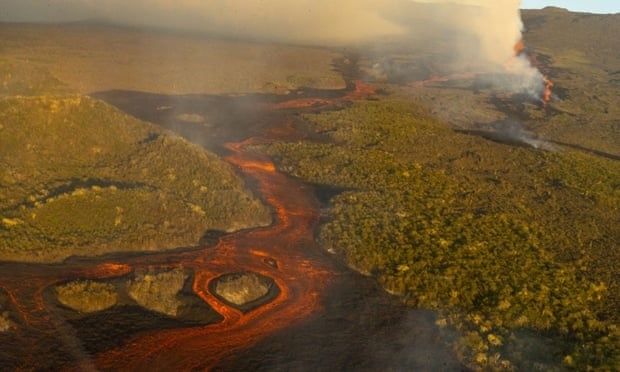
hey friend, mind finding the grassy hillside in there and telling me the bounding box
[0,23,345,95]
[0,67,271,263]
[521,9,620,157]
[259,9,620,369]
[0,59,69,97]
[261,99,619,370]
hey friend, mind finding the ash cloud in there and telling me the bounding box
[1,0,546,97]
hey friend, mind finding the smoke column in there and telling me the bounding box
[399,0,547,99]
[1,0,547,98]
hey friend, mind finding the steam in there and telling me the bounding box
[464,119,555,150]
[398,0,547,99]
[1,0,547,97]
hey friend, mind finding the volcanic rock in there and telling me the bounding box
[126,267,188,316]
[211,272,276,309]
[55,280,118,313]
[0,311,11,332]
[176,112,205,123]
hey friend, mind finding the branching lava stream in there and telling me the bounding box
[91,134,336,370]
[1,80,421,370]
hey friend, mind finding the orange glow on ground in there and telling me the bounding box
[411,40,555,107]
[409,71,476,88]
[514,39,554,106]
[542,75,554,106]
[272,80,375,110]
[90,130,334,370]
[0,79,372,370]
[513,40,525,56]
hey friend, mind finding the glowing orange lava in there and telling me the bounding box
[89,130,334,370]
[410,40,555,107]
[513,40,525,56]
[273,80,375,109]
[0,79,376,370]
[409,71,475,88]
[542,75,554,106]
[514,39,554,106]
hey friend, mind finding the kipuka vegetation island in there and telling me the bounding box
[0,6,618,371]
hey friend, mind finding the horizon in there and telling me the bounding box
[521,0,619,14]
[1,1,618,25]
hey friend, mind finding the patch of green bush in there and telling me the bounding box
[55,280,117,313]
[126,268,188,317]
[0,60,69,97]
[262,99,619,370]
[0,90,271,262]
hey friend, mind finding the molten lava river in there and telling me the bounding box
[0,81,460,370]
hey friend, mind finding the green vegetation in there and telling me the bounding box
[0,311,12,332]
[55,280,118,313]
[53,268,219,323]
[521,10,620,156]
[126,268,188,317]
[261,99,619,370]
[0,60,69,97]
[0,291,13,332]
[213,272,272,307]
[0,67,271,263]
[0,24,345,95]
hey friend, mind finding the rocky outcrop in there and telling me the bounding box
[55,280,118,313]
[53,267,214,319]
[126,268,188,317]
[211,272,277,311]
[0,312,11,332]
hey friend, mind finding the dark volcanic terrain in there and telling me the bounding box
[0,6,618,371]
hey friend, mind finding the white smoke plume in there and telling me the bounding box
[1,0,545,96]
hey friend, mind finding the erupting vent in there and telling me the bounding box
[513,40,554,106]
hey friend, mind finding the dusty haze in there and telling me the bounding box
[1,0,544,95]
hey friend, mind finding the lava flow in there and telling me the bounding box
[409,40,554,107]
[408,64,476,88]
[514,39,554,106]
[0,79,376,370]
[541,75,554,106]
[272,80,375,109]
[90,143,333,370]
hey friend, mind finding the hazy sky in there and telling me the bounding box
[0,1,525,47]
[1,1,617,25]
[0,0,552,99]
[521,0,619,14]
